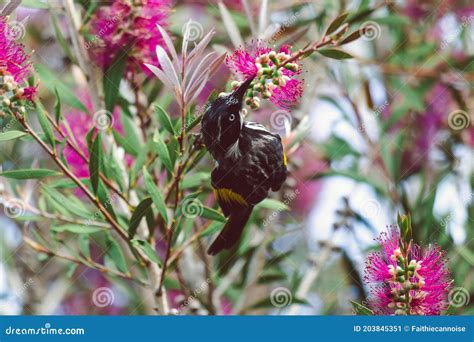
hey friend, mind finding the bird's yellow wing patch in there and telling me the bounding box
[283,151,287,166]
[213,187,248,206]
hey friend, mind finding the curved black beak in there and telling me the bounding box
[232,76,255,102]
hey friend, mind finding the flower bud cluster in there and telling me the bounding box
[0,68,34,117]
[233,50,299,110]
[386,249,425,314]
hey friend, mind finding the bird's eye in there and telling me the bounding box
[229,114,235,121]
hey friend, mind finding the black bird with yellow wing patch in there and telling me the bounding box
[201,77,287,255]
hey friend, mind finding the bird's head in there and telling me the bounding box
[201,77,254,152]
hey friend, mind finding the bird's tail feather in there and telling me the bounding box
[207,207,253,255]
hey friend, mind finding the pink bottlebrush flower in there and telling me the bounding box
[225,41,304,109]
[364,226,452,315]
[88,0,172,75]
[0,17,31,82]
[270,78,304,109]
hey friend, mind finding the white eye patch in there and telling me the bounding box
[229,114,235,121]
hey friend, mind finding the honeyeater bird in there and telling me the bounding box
[201,77,288,255]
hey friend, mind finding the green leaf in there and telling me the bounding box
[347,8,375,24]
[0,131,27,141]
[325,12,349,35]
[318,48,353,60]
[372,15,410,27]
[53,88,62,123]
[153,130,173,173]
[351,301,374,315]
[181,172,210,189]
[52,224,106,234]
[104,52,127,113]
[89,132,102,194]
[155,104,175,135]
[96,179,117,220]
[128,197,153,239]
[15,215,42,222]
[131,239,161,265]
[200,206,226,222]
[167,135,180,167]
[119,111,141,156]
[42,185,90,218]
[340,29,363,45]
[143,167,169,224]
[257,269,288,284]
[112,130,139,156]
[104,150,126,192]
[36,101,56,149]
[0,169,62,179]
[397,212,412,244]
[35,64,87,112]
[321,136,359,160]
[105,236,128,273]
[66,263,78,278]
[199,221,225,237]
[21,0,50,9]
[382,103,409,132]
[249,296,307,310]
[79,234,91,259]
[50,12,74,61]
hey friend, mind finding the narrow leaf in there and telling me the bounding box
[325,12,349,35]
[0,169,62,179]
[0,130,27,141]
[143,167,169,224]
[52,224,106,234]
[318,48,353,60]
[131,239,161,265]
[340,30,363,45]
[256,199,290,211]
[200,207,226,222]
[105,236,128,273]
[36,101,56,149]
[53,88,62,123]
[153,130,173,173]
[89,132,102,194]
[154,104,175,135]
